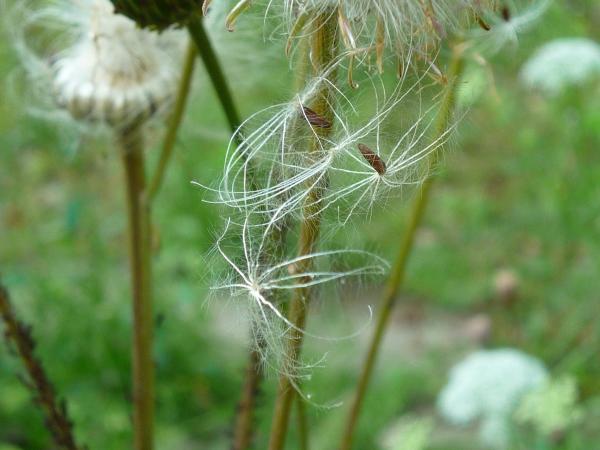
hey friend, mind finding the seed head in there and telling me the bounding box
[14,0,185,130]
[110,0,203,30]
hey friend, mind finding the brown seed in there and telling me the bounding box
[358,143,386,175]
[501,6,511,21]
[300,105,332,129]
[476,15,491,31]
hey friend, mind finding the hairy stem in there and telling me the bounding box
[187,16,242,137]
[120,127,154,450]
[148,41,197,203]
[338,48,465,450]
[267,10,339,450]
[0,282,83,450]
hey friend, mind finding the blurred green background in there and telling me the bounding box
[1,1,600,449]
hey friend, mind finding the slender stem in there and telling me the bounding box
[295,395,309,450]
[267,10,339,450]
[231,34,312,450]
[0,282,83,450]
[187,16,242,138]
[338,49,464,450]
[232,346,263,450]
[120,127,154,450]
[147,41,197,203]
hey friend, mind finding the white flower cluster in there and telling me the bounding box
[520,38,600,95]
[437,348,548,448]
[514,376,583,436]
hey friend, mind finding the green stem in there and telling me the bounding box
[295,394,309,450]
[267,10,339,450]
[232,346,263,450]
[338,48,465,450]
[187,16,242,138]
[147,41,197,203]
[120,127,154,450]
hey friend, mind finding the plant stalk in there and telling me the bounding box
[0,282,83,450]
[232,346,263,450]
[148,41,197,203]
[187,16,242,137]
[267,10,339,450]
[338,48,465,450]
[295,394,309,450]
[120,127,154,450]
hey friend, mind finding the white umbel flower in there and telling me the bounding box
[520,38,600,95]
[437,348,548,448]
[14,0,184,129]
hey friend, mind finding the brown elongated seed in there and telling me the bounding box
[476,15,491,30]
[300,105,332,129]
[501,6,511,21]
[358,143,386,175]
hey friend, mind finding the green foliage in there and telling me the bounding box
[1,1,600,449]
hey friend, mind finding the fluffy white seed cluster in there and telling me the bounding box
[278,0,495,62]
[437,348,548,448]
[205,1,548,377]
[520,38,600,95]
[13,0,184,130]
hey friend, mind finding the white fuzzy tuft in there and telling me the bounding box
[10,0,185,129]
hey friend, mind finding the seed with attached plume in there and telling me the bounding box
[358,143,387,175]
[300,105,332,129]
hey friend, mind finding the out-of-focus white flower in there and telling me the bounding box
[514,376,583,436]
[437,348,548,448]
[520,38,600,95]
[12,0,185,130]
[467,0,550,55]
[379,415,433,450]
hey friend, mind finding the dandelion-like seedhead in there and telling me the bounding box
[437,348,548,448]
[203,59,457,225]
[232,0,497,66]
[520,38,600,95]
[11,0,185,130]
[211,218,386,378]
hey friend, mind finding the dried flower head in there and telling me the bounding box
[110,0,203,30]
[228,0,498,71]
[12,0,184,130]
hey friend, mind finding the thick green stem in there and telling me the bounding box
[148,41,197,203]
[267,10,339,450]
[120,128,154,450]
[338,49,465,450]
[187,16,242,138]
